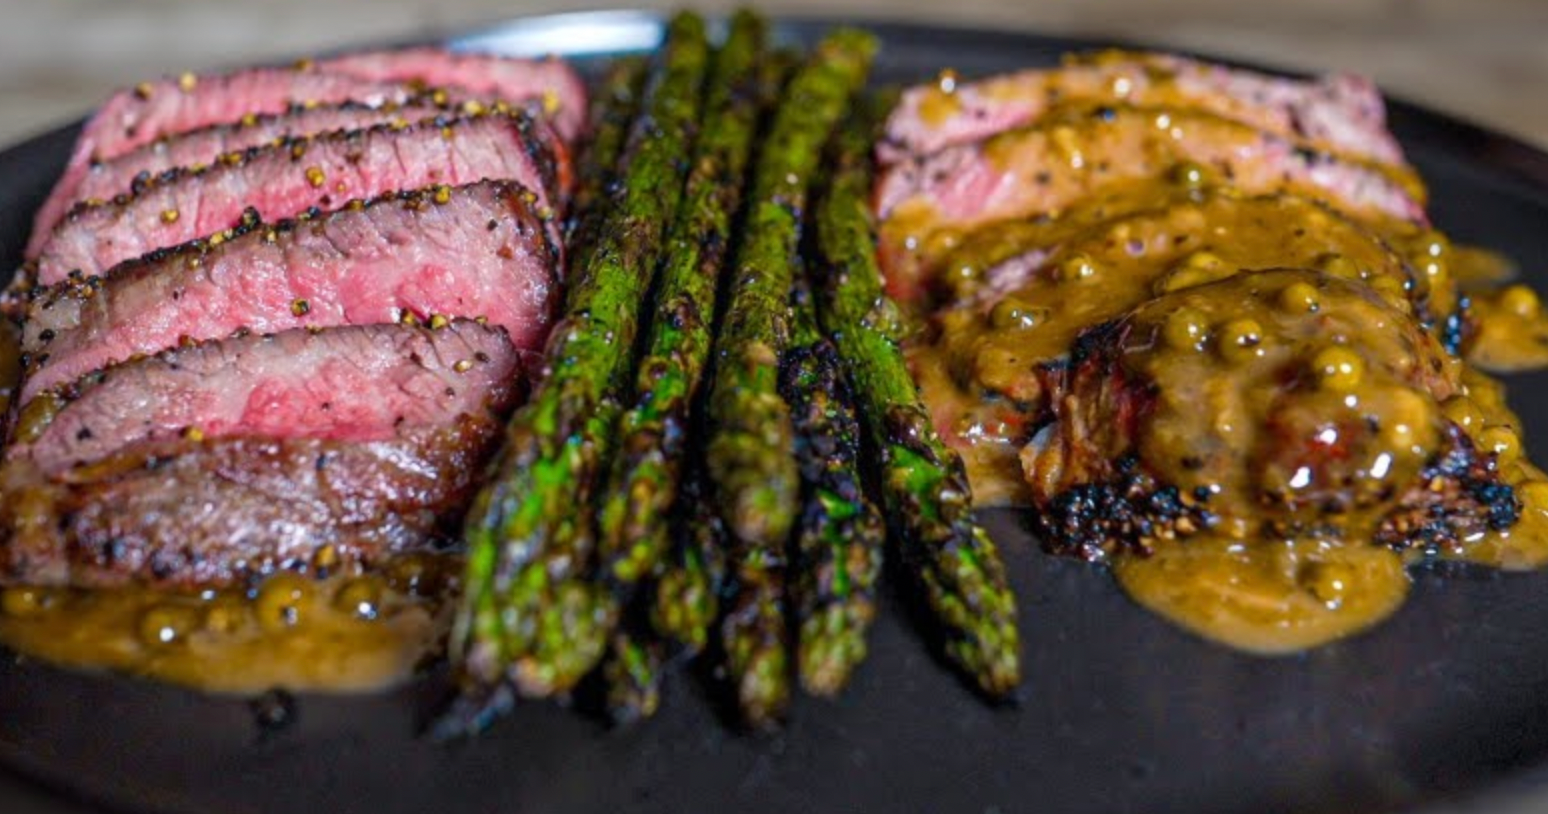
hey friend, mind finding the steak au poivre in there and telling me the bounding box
[1,30,1548,703]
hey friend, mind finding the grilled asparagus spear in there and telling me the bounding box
[601,626,665,725]
[651,468,729,654]
[647,42,793,666]
[595,9,768,594]
[782,280,884,696]
[566,55,646,246]
[455,12,709,697]
[811,100,1022,698]
[586,12,769,723]
[707,28,878,727]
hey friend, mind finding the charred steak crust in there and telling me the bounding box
[1038,455,1212,562]
[34,110,569,285]
[1372,423,1520,553]
[11,321,523,475]
[19,179,561,403]
[1023,270,1513,561]
[0,419,502,589]
[1038,426,1517,562]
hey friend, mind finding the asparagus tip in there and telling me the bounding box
[428,679,516,742]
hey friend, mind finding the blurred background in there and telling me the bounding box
[1,0,1545,148]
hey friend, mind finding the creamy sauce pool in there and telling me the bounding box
[0,554,458,693]
[1115,364,1548,655]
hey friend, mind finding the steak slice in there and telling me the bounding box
[880,50,1410,171]
[33,98,456,245]
[876,105,1427,286]
[28,68,419,259]
[34,111,567,285]
[20,180,559,403]
[11,321,520,475]
[66,67,414,166]
[32,50,587,258]
[317,48,587,142]
[0,420,499,589]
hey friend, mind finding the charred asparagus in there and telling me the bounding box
[781,280,885,696]
[811,101,1022,698]
[456,12,709,698]
[566,55,646,245]
[707,28,878,727]
[595,9,768,594]
[650,469,729,655]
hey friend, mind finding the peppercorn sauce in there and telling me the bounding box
[888,128,1548,653]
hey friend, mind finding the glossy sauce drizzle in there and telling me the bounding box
[0,554,458,693]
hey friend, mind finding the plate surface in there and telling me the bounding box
[4,11,1548,814]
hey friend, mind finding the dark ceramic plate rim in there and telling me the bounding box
[3,10,1548,814]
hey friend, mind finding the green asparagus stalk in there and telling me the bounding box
[707,28,878,728]
[433,66,643,736]
[811,100,1022,698]
[781,280,885,696]
[651,468,728,653]
[455,12,710,698]
[582,12,769,723]
[649,45,791,662]
[594,10,767,594]
[601,626,665,725]
[566,55,647,246]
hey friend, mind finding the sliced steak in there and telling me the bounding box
[21,181,558,403]
[317,48,587,142]
[880,50,1408,171]
[0,420,499,588]
[34,98,456,244]
[12,321,520,475]
[29,68,419,259]
[33,50,588,259]
[876,105,1427,286]
[34,111,567,285]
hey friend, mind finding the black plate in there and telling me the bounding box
[5,11,1548,814]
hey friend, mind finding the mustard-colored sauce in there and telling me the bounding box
[887,90,1548,654]
[0,554,458,693]
[939,191,1421,401]
[1466,284,1548,372]
[1113,535,1410,654]
[916,70,965,128]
